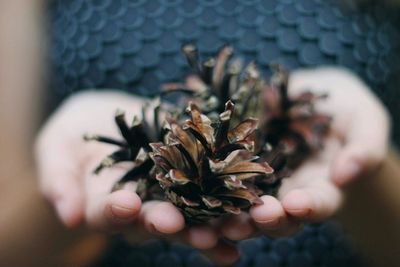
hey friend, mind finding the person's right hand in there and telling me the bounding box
[35,90,240,266]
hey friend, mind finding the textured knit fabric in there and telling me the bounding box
[47,0,400,266]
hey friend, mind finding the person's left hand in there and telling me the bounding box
[212,67,390,241]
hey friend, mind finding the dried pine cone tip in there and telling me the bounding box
[181,44,201,75]
[83,133,123,145]
[181,43,198,56]
[83,133,96,141]
[244,62,260,79]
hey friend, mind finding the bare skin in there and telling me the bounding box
[34,67,392,265]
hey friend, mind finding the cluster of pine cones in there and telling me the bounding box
[85,44,331,223]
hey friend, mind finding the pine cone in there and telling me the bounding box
[262,65,331,168]
[150,101,274,223]
[84,44,332,223]
[84,100,276,223]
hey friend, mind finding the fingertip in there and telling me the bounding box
[187,226,218,250]
[147,202,185,234]
[221,215,255,241]
[332,156,362,187]
[205,240,240,266]
[250,195,284,227]
[109,190,142,215]
[331,141,386,187]
[55,199,83,228]
[104,190,142,225]
[48,180,84,228]
[282,189,314,219]
[250,196,300,236]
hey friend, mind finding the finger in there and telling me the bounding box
[35,145,84,228]
[85,189,141,230]
[332,136,389,188]
[203,240,240,267]
[290,68,390,186]
[51,177,84,228]
[140,201,185,235]
[186,225,219,250]
[282,182,342,222]
[34,92,152,228]
[220,214,255,241]
[83,160,143,229]
[42,175,84,228]
[250,195,301,237]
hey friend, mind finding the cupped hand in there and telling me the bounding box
[35,91,239,266]
[220,67,390,239]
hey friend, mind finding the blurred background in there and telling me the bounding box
[47,0,400,144]
[1,0,399,267]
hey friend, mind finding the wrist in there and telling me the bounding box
[335,147,400,267]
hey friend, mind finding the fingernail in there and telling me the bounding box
[110,205,136,219]
[336,161,361,186]
[147,223,161,235]
[258,217,282,229]
[286,208,312,220]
